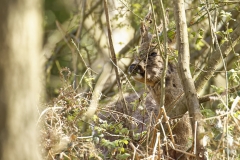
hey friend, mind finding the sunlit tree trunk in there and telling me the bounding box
[173,0,207,159]
[0,0,43,159]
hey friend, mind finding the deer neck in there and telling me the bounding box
[147,63,184,109]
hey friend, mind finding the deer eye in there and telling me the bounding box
[149,52,157,57]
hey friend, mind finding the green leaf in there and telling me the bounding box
[84,76,94,89]
[191,31,196,37]
[118,147,125,152]
[201,109,215,117]
[226,28,233,34]
[210,85,224,94]
[101,139,115,148]
[121,139,128,145]
[196,37,202,44]
[167,29,176,40]
[67,115,74,121]
[116,153,131,159]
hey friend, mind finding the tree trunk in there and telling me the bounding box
[173,0,207,159]
[0,0,43,160]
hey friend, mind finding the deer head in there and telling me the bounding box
[128,12,182,106]
[128,13,163,87]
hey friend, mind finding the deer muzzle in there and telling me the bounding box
[128,63,145,81]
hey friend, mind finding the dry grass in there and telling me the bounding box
[38,69,240,160]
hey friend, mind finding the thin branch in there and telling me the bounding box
[149,2,175,145]
[56,21,82,89]
[103,0,128,114]
[43,1,101,67]
[109,59,140,98]
[73,0,87,89]
[159,118,169,158]
[75,0,86,38]
[199,84,240,103]
[119,30,141,55]
[152,132,160,160]
[195,25,240,93]
[173,148,196,158]
[118,0,142,21]
[71,39,89,69]
[84,62,111,119]
[149,0,175,150]
[158,0,169,110]
[85,1,102,18]
[205,0,229,108]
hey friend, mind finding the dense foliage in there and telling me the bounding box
[40,0,240,159]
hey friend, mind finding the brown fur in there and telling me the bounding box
[99,13,192,159]
[128,18,192,159]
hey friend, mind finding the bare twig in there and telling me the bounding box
[205,4,231,157]
[44,1,102,79]
[205,0,229,106]
[100,108,146,125]
[159,118,169,158]
[199,84,240,103]
[149,1,174,152]
[158,0,169,110]
[160,106,175,144]
[130,142,143,159]
[195,25,240,93]
[174,147,196,158]
[149,0,169,110]
[119,30,141,55]
[152,132,160,160]
[118,0,142,21]
[55,21,76,68]
[103,0,129,114]
[84,62,111,119]
[73,0,87,89]
[75,0,86,38]
[71,39,88,70]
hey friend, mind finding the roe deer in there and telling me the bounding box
[128,12,192,159]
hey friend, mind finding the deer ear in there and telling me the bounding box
[144,10,152,22]
[158,8,169,34]
[140,10,153,44]
[140,22,149,44]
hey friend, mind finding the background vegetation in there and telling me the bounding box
[39,0,240,159]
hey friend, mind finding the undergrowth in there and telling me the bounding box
[38,68,240,160]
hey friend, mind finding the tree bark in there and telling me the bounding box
[0,0,43,160]
[173,0,207,159]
